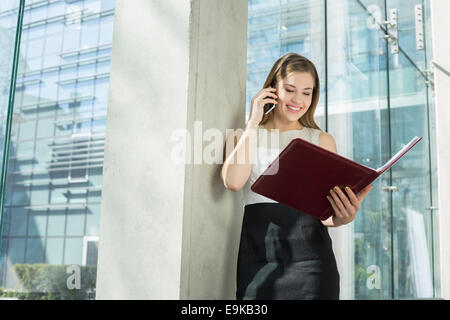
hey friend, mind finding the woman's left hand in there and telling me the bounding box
[326,184,373,226]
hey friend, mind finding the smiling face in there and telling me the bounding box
[273,71,315,123]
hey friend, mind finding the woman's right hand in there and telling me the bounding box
[247,87,278,127]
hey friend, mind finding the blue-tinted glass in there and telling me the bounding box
[66,209,85,236]
[25,237,45,263]
[27,37,45,58]
[94,78,110,109]
[0,239,7,277]
[44,33,63,55]
[8,238,26,264]
[96,59,111,74]
[101,0,115,11]
[246,0,326,127]
[28,211,47,236]
[48,3,65,17]
[30,185,49,206]
[62,28,80,52]
[92,119,105,133]
[34,141,51,172]
[88,167,103,186]
[58,82,76,101]
[99,15,113,43]
[247,0,438,300]
[47,210,66,236]
[0,0,115,299]
[49,190,68,205]
[40,71,59,100]
[45,237,64,264]
[12,185,30,206]
[1,208,11,236]
[29,5,46,21]
[84,0,102,13]
[77,81,95,98]
[85,204,100,236]
[63,237,83,265]
[81,21,99,47]
[27,23,45,39]
[9,208,28,236]
[36,117,55,138]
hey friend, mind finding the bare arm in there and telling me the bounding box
[221,121,259,192]
[221,87,278,192]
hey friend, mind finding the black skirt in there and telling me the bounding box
[236,202,340,300]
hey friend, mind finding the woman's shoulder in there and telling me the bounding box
[317,130,333,139]
[318,131,337,153]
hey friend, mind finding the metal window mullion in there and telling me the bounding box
[53,146,104,156]
[51,140,105,151]
[50,135,105,146]
[0,0,26,248]
[9,163,104,176]
[59,43,112,58]
[50,158,103,168]
[49,151,105,162]
[421,0,437,298]
[19,95,96,111]
[382,0,396,300]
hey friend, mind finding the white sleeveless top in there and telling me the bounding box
[242,124,322,208]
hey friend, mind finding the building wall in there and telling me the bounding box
[95,0,190,299]
[96,0,248,299]
[180,0,248,299]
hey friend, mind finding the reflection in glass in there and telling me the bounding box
[247,0,326,129]
[247,0,438,299]
[0,0,115,300]
[0,1,22,180]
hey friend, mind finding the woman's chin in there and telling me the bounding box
[283,111,304,122]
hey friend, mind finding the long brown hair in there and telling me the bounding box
[260,53,321,130]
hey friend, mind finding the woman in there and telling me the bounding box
[221,53,373,300]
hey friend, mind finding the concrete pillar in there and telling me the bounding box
[95,0,247,299]
[430,0,450,300]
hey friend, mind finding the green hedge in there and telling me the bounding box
[0,264,97,300]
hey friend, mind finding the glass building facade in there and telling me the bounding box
[0,0,114,299]
[0,0,441,300]
[247,0,439,299]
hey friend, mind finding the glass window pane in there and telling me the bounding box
[25,237,45,263]
[247,0,438,300]
[28,211,47,236]
[64,237,83,265]
[47,210,66,236]
[8,238,26,264]
[85,204,100,236]
[66,209,85,236]
[2,1,114,299]
[9,207,28,236]
[45,238,64,264]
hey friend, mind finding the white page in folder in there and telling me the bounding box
[376,136,422,174]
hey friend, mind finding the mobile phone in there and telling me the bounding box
[264,102,275,115]
[263,83,276,115]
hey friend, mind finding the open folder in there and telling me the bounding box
[250,136,422,221]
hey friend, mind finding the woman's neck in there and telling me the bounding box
[264,115,304,132]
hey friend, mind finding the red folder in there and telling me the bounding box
[250,136,422,221]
